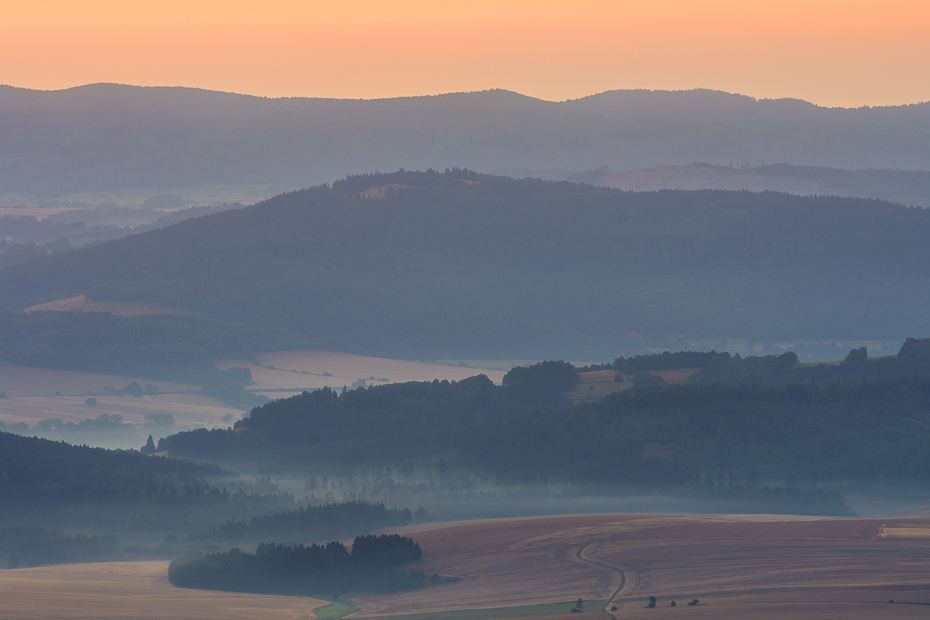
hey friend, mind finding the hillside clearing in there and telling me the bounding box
[24,295,195,317]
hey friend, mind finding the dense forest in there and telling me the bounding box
[158,340,930,499]
[3,170,930,360]
[193,501,413,544]
[158,361,577,465]
[169,535,434,597]
[0,431,422,567]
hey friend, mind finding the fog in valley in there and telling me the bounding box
[2,81,930,620]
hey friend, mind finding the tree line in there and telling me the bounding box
[169,534,433,597]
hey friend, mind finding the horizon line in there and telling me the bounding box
[2,82,927,111]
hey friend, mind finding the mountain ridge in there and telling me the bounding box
[2,84,928,196]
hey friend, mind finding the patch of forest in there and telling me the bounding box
[157,340,930,501]
[169,535,441,597]
[192,501,413,544]
[158,361,579,464]
[0,432,300,533]
[0,526,118,569]
[4,170,930,360]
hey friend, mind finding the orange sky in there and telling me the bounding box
[2,0,929,107]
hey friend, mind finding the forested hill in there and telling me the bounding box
[3,170,930,360]
[157,345,930,493]
[2,84,929,196]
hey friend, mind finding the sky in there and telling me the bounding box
[2,0,929,107]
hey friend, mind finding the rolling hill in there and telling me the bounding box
[2,170,930,360]
[2,84,929,196]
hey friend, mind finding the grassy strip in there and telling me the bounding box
[362,600,610,620]
[314,598,360,619]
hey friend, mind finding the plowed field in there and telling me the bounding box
[356,513,930,619]
[0,561,326,620]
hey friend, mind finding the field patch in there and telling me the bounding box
[216,351,507,395]
[879,524,930,538]
[0,560,327,620]
[568,370,630,402]
[0,393,238,428]
[24,295,194,317]
[353,513,930,619]
[0,365,194,398]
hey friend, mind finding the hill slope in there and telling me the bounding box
[2,84,929,196]
[3,170,929,360]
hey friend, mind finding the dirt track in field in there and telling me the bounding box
[357,513,930,619]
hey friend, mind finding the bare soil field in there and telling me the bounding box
[355,513,930,619]
[0,365,230,429]
[24,294,194,317]
[216,351,507,396]
[0,560,327,620]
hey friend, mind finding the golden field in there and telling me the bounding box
[0,561,326,620]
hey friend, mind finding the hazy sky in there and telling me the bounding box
[2,0,929,107]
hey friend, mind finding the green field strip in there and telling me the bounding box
[360,600,610,620]
[315,598,360,619]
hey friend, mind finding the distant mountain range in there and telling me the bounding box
[1,84,929,197]
[3,170,929,361]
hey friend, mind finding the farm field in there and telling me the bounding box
[24,295,194,317]
[0,364,233,430]
[0,206,78,218]
[566,368,698,403]
[216,350,508,398]
[0,561,327,620]
[3,514,929,619]
[0,364,194,398]
[354,513,930,619]
[0,393,238,428]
